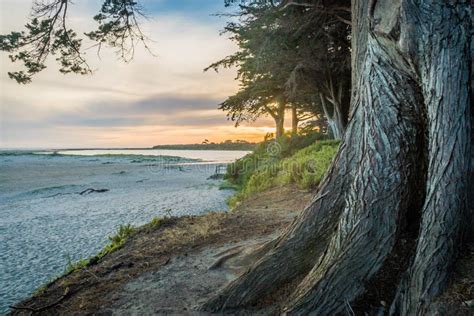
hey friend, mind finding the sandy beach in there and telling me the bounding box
[0,150,248,313]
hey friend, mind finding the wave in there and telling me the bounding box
[0,150,199,163]
[26,184,81,195]
[7,184,83,201]
[0,150,38,157]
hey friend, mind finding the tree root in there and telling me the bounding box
[201,1,470,314]
[209,246,245,270]
[10,288,70,313]
[201,128,355,312]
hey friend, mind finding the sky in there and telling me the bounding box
[0,0,282,149]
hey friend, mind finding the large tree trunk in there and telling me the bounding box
[275,116,284,138]
[274,101,286,138]
[320,93,345,140]
[201,0,471,314]
[388,2,472,314]
[291,103,298,135]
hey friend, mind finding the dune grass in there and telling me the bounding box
[63,221,145,277]
[226,138,339,208]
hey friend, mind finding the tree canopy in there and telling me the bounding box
[206,0,351,138]
[0,0,150,84]
[1,0,351,139]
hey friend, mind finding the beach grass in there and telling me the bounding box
[226,139,339,208]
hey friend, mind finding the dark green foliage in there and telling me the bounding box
[208,0,351,136]
[225,132,330,187]
[85,0,152,62]
[206,2,297,127]
[152,140,257,151]
[0,0,149,83]
[226,135,339,207]
[276,132,332,158]
[0,0,89,84]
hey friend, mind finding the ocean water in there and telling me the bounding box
[0,150,249,314]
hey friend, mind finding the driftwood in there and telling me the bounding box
[78,188,109,195]
[43,188,109,199]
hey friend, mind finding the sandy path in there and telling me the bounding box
[107,236,274,315]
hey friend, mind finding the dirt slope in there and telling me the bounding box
[9,185,473,315]
[10,186,312,315]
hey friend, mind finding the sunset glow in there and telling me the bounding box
[0,0,288,148]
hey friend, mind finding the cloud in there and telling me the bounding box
[132,94,221,115]
[0,1,277,149]
[46,94,226,127]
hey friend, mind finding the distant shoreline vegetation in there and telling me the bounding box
[0,141,257,156]
[152,140,258,151]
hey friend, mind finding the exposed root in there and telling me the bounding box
[209,247,245,270]
[10,288,70,313]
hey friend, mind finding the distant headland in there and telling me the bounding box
[152,140,257,151]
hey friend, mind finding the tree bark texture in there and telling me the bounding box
[320,92,345,140]
[201,0,472,314]
[388,1,472,314]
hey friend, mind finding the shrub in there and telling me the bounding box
[279,142,338,189]
[227,139,339,207]
[225,131,330,187]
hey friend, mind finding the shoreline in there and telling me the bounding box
[7,184,474,315]
[9,185,313,315]
[0,153,244,313]
[0,144,256,153]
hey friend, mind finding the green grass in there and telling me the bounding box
[62,224,137,276]
[33,283,50,295]
[148,217,162,227]
[60,215,176,278]
[224,132,331,187]
[64,257,91,275]
[226,138,339,208]
[33,214,185,297]
[218,181,241,191]
[100,224,135,256]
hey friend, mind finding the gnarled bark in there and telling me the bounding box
[283,34,425,314]
[390,1,472,314]
[201,0,471,314]
[201,124,359,311]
